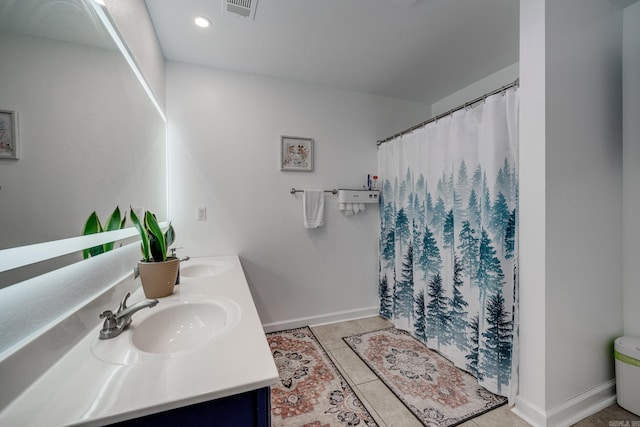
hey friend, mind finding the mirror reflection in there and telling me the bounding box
[0,0,167,251]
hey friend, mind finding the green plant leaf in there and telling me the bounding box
[144,211,166,261]
[130,207,150,262]
[164,223,176,250]
[82,211,104,259]
[104,206,122,231]
[102,206,123,252]
[148,233,163,261]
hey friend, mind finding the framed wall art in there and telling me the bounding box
[0,110,18,159]
[281,136,313,172]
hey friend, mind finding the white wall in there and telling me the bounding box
[515,0,547,422]
[431,63,519,117]
[166,62,428,329]
[623,1,640,337]
[105,0,166,107]
[516,0,624,425]
[545,0,622,409]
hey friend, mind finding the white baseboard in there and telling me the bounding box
[513,395,547,427]
[262,306,380,333]
[547,380,616,427]
[513,380,616,427]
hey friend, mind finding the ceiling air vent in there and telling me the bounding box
[224,0,258,19]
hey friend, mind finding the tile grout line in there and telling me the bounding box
[355,378,380,386]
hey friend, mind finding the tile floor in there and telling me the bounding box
[309,316,640,427]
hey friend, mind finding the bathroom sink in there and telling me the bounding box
[91,297,241,364]
[131,302,229,354]
[181,260,234,278]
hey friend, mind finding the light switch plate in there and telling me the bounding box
[196,207,207,221]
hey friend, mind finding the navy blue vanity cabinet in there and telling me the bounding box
[108,387,270,427]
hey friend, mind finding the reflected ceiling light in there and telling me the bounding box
[94,0,106,5]
[194,16,212,28]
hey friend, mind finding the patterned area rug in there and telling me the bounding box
[343,328,506,427]
[267,327,378,427]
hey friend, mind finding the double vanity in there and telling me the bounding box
[0,256,279,426]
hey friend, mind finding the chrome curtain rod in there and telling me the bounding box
[290,188,338,194]
[376,79,519,146]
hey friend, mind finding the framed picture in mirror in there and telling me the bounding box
[0,110,18,160]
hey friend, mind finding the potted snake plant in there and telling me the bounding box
[130,207,177,298]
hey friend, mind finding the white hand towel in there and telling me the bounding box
[359,203,366,212]
[303,190,325,228]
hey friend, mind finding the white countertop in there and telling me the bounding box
[0,255,280,426]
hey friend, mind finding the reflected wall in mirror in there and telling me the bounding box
[0,0,167,252]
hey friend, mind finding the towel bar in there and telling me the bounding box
[290,188,338,195]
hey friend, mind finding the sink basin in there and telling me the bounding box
[91,297,241,364]
[181,260,234,278]
[131,302,228,354]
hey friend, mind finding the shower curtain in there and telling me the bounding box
[378,88,519,400]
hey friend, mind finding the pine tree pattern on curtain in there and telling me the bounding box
[378,88,519,399]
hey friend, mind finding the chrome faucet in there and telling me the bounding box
[99,292,159,340]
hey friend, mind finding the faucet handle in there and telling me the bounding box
[100,309,115,320]
[99,310,117,339]
[117,292,131,315]
[170,246,183,259]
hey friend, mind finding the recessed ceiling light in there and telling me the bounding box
[194,16,212,28]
